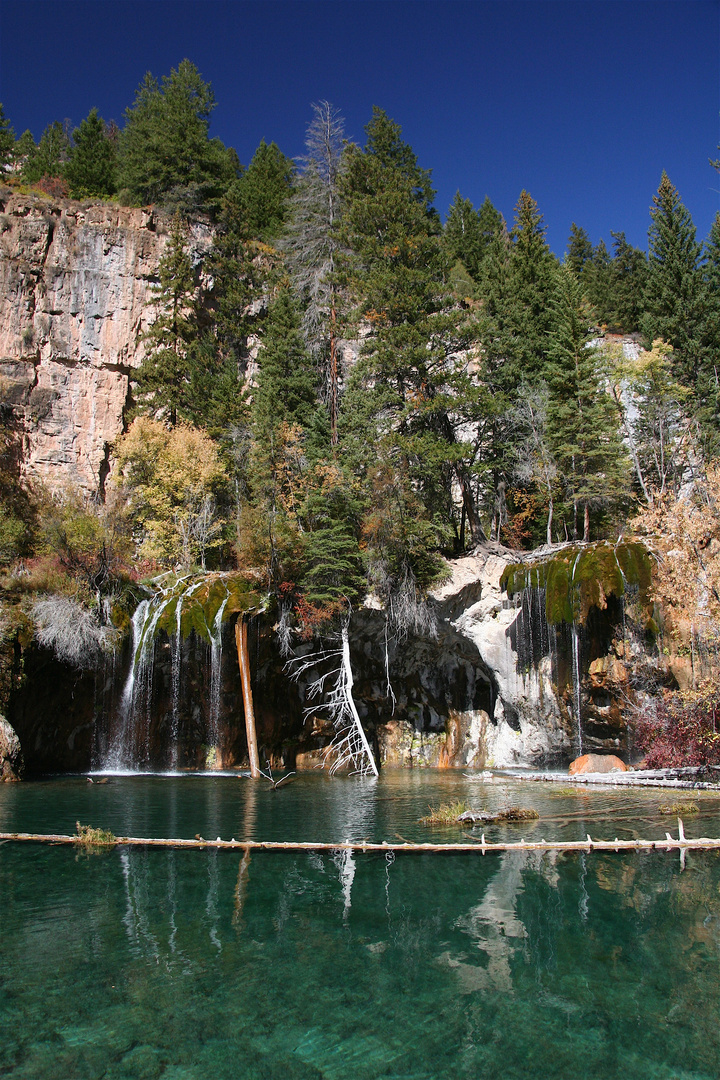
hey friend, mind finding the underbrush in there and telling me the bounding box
[633,684,720,768]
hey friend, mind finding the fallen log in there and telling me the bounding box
[2,822,719,856]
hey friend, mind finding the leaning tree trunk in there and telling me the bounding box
[235,617,261,778]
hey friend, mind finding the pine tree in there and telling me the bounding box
[444,192,484,279]
[118,60,238,215]
[22,121,70,183]
[65,108,117,198]
[242,288,326,593]
[284,101,347,444]
[13,130,35,166]
[506,191,559,384]
[545,265,628,540]
[697,212,720,450]
[566,223,594,277]
[339,108,483,575]
[642,172,703,388]
[229,139,294,241]
[608,231,647,332]
[0,104,15,169]
[137,213,199,425]
[584,238,613,325]
[252,287,320,440]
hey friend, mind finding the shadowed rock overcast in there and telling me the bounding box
[1,0,718,254]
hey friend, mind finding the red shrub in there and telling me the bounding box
[632,685,720,767]
[35,175,70,199]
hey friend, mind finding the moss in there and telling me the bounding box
[147,573,267,647]
[501,541,653,628]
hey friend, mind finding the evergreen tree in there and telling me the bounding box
[506,191,559,384]
[284,101,347,444]
[697,212,720,450]
[642,172,703,387]
[118,60,238,215]
[137,213,199,425]
[13,130,35,165]
[339,107,483,576]
[65,108,117,198]
[0,104,15,170]
[583,238,613,325]
[22,121,70,183]
[229,139,294,241]
[187,185,263,437]
[608,231,647,332]
[444,192,484,279]
[252,288,320,440]
[243,287,326,593]
[566,223,594,277]
[545,265,628,540]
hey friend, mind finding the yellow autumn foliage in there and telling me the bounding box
[632,465,720,645]
[114,418,227,569]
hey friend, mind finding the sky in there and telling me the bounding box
[1,0,718,255]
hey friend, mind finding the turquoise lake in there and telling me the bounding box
[2,770,720,1079]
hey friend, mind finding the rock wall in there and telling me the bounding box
[0,189,210,495]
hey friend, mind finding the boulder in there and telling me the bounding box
[0,715,23,780]
[569,753,628,775]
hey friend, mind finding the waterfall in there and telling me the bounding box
[104,577,189,771]
[570,550,583,755]
[571,622,582,756]
[207,587,230,764]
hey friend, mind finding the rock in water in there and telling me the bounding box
[0,715,24,781]
[569,753,628,775]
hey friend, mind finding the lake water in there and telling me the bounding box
[2,770,720,1079]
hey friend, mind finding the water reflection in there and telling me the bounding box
[4,775,720,1079]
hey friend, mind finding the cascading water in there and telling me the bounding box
[104,582,178,770]
[207,587,230,765]
[99,572,260,774]
[570,549,583,756]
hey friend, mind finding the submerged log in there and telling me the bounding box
[235,617,260,779]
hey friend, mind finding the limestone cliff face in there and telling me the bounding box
[0,189,210,495]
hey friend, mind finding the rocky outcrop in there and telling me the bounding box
[0,189,211,495]
[0,714,23,780]
[430,549,569,766]
[569,753,629,774]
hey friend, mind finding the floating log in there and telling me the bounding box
[235,616,260,779]
[2,824,720,856]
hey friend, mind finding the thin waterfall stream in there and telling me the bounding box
[99,573,265,774]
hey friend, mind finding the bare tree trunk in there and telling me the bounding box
[456,467,486,544]
[546,498,553,547]
[330,300,338,446]
[340,623,378,777]
[235,617,260,778]
[583,502,590,543]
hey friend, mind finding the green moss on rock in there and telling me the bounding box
[500,542,652,627]
[146,573,267,646]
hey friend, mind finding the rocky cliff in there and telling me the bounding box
[7,541,657,775]
[0,189,210,495]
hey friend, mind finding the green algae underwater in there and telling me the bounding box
[2,771,720,1080]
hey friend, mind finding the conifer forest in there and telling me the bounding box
[2,60,720,771]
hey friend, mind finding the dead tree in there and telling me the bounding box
[235,616,261,778]
[287,618,378,777]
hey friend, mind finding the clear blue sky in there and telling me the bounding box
[1,0,718,255]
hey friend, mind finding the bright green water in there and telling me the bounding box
[2,771,720,1079]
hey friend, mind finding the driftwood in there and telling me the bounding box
[235,617,260,779]
[499,768,720,790]
[1,819,717,857]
